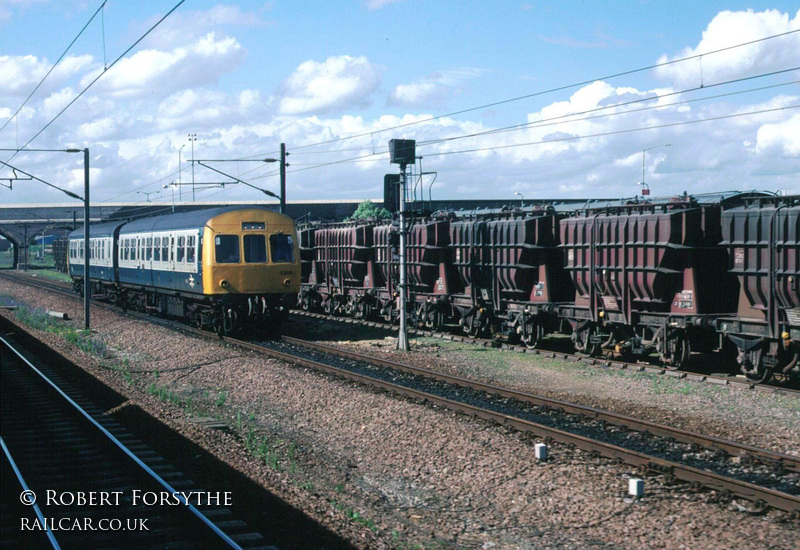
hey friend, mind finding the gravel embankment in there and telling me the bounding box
[1,278,798,550]
[284,316,800,457]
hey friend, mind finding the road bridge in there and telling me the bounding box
[0,197,588,268]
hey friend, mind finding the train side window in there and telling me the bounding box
[161,237,168,263]
[177,236,185,262]
[270,234,294,263]
[187,236,195,263]
[243,234,266,263]
[154,237,161,262]
[215,235,240,263]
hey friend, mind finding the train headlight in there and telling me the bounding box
[220,279,229,288]
[283,278,292,287]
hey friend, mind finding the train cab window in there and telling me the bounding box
[154,238,161,262]
[243,234,266,263]
[215,235,240,263]
[177,236,185,262]
[187,236,196,264]
[270,234,294,263]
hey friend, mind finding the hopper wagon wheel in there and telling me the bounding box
[426,311,443,332]
[465,316,483,339]
[325,298,337,316]
[355,302,371,320]
[521,321,545,350]
[575,325,600,357]
[662,331,691,371]
[743,347,774,385]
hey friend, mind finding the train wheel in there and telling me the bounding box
[426,311,443,332]
[195,314,203,329]
[743,347,773,384]
[521,321,544,350]
[464,316,483,338]
[325,299,336,316]
[574,325,600,356]
[662,331,690,370]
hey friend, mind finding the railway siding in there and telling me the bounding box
[1,273,799,549]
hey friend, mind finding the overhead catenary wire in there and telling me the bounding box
[4,0,187,165]
[282,104,800,173]
[256,28,800,156]
[0,0,108,135]
[419,73,800,147]
[286,68,800,156]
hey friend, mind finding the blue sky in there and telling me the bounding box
[1,1,798,206]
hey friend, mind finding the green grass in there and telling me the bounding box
[215,391,227,407]
[30,269,73,283]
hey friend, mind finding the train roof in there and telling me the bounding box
[68,220,126,239]
[69,206,283,239]
[119,205,280,234]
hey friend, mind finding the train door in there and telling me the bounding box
[138,235,146,270]
[169,232,177,286]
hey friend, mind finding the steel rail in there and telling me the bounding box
[2,270,799,395]
[219,335,800,514]
[290,309,800,396]
[282,335,800,474]
[1,437,61,549]
[1,271,798,513]
[0,336,244,550]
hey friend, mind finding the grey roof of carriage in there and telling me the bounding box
[69,206,277,238]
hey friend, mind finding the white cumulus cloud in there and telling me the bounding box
[655,9,800,88]
[81,33,245,99]
[278,55,382,115]
[388,68,487,107]
[756,112,800,157]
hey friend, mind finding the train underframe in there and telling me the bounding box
[298,284,799,385]
[73,277,292,336]
[718,316,800,384]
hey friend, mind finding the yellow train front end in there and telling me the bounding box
[201,208,300,331]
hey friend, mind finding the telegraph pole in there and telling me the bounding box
[280,142,287,214]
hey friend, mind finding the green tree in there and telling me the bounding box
[346,200,392,221]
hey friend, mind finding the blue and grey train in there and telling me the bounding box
[68,206,300,334]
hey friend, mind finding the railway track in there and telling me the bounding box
[2,269,798,397]
[291,309,800,396]
[0,334,264,549]
[3,269,800,514]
